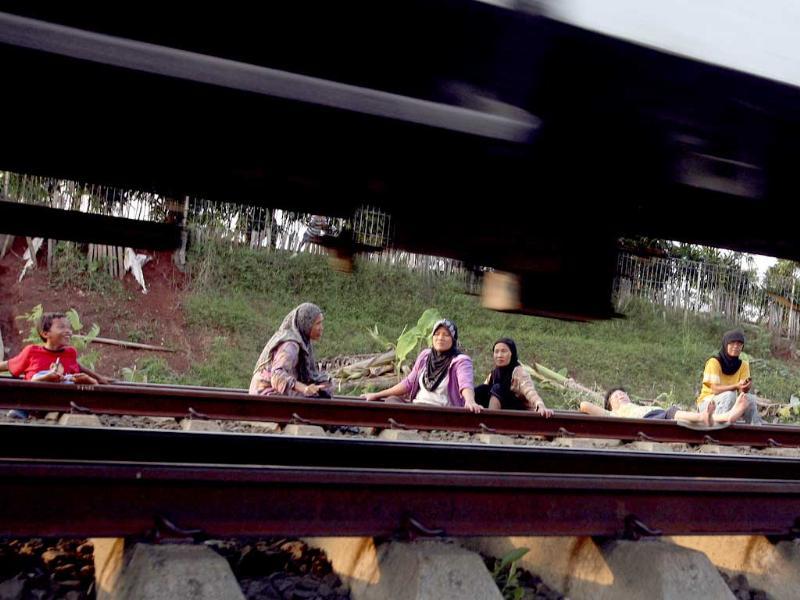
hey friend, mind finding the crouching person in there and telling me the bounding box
[696,329,762,425]
[249,303,331,397]
[362,319,481,413]
[474,338,552,416]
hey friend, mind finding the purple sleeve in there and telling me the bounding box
[453,356,474,392]
[402,350,429,395]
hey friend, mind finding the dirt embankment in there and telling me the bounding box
[0,238,198,378]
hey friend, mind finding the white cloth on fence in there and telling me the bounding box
[18,237,43,282]
[124,247,151,294]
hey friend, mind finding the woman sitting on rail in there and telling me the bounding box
[580,386,749,425]
[695,329,762,425]
[249,302,331,397]
[362,319,482,413]
[474,338,553,417]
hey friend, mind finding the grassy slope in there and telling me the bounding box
[158,244,800,409]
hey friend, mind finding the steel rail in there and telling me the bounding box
[0,424,799,537]
[1,423,800,482]
[2,378,799,448]
[2,460,800,538]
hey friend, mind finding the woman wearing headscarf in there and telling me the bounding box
[474,338,553,416]
[695,329,762,424]
[249,303,331,396]
[362,319,481,413]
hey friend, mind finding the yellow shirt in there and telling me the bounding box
[611,403,655,419]
[696,358,750,405]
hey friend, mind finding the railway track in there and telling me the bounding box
[2,378,799,448]
[1,422,800,539]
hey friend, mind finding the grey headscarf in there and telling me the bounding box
[253,303,330,384]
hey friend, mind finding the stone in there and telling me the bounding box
[53,563,78,577]
[0,574,26,600]
[671,536,800,600]
[145,416,179,425]
[180,419,222,432]
[76,542,94,557]
[759,447,800,457]
[283,424,327,437]
[377,429,421,442]
[477,434,514,445]
[40,550,69,567]
[240,579,277,598]
[111,544,245,600]
[626,441,688,452]
[58,414,102,427]
[368,541,501,600]
[305,538,501,599]
[237,545,285,576]
[698,444,744,455]
[463,537,733,600]
[235,420,280,433]
[552,437,622,449]
[733,573,749,594]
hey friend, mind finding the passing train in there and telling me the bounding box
[1,1,799,318]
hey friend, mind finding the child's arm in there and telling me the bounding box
[71,372,99,385]
[2,346,32,379]
[32,370,64,383]
[579,401,611,417]
[78,363,113,384]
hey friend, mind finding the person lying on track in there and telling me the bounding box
[362,319,482,413]
[580,387,751,426]
[695,329,763,425]
[474,337,553,416]
[249,302,332,397]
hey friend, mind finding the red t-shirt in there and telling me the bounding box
[7,345,81,381]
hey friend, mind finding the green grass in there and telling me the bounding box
[122,356,180,385]
[172,242,800,409]
[48,241,125,297]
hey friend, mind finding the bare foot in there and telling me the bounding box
[703,401,715,427]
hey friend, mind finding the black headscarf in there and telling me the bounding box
[422,319,461,391]
[715,329,745,376]
[489,338,520,404]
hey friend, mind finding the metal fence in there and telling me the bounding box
[4,171,799,339]
[0,171,468,280]
[615,252,800,340]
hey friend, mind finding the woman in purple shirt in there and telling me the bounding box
[362,319,481,413]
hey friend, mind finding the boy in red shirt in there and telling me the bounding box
[0,312,108,384]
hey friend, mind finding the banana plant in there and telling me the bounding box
[392,308,442,374]
[368,308,443,375]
